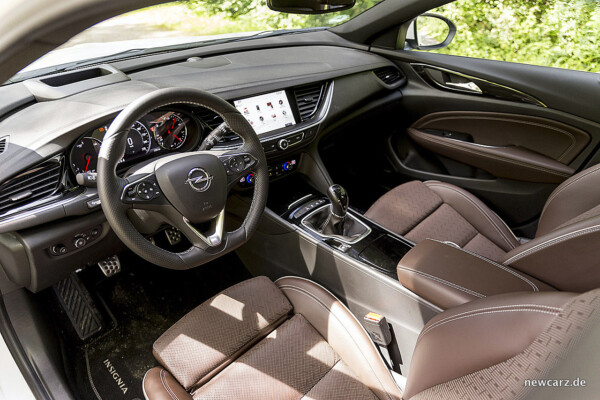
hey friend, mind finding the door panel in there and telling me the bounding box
[405,111,591,183]
[369,49,600,236]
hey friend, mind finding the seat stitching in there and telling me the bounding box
[160,369,180,400]
[429,240,539,292]
[414,131,572,176]
[299,360,341,399]
[417,308,560,343]
[539,164,600,222]
[504,224,600,265]
[278,284,395,400]
[425,182,518,249]
[418,304,562,340]
[397,266,485,298]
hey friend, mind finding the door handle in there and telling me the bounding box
[444,81,482,94]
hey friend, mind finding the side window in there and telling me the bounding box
[415,0,600,73]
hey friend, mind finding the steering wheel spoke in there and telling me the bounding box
[121,173,170,208]
[218,149,259,190]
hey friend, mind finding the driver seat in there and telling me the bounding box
[143,276,600,400]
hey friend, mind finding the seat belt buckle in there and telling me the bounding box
[363,312,392,346]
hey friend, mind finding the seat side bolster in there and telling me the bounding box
[275,276,402,400]
[403,291,575,399]
[143,367,193,400]
[502,215,600,292]
[424,181,520,251]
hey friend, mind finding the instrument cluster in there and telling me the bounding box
[69,109,201,175]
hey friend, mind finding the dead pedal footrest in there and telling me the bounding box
[53,273,103,340]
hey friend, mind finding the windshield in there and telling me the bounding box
[11,0,384,83]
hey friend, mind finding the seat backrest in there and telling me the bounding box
[498,164,600,291]
[536,164,600,237]
[404,289,600,399]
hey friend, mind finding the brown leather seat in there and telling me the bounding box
[143,276,600,399]
[366,164,600,292]
[143,276,402,400]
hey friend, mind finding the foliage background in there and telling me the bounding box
[427,0,600,72]
[104,0,600,73]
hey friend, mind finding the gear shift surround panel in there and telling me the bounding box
[301,204,372,245]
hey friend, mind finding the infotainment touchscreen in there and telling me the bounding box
[233,90,296,135]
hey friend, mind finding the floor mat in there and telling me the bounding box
[54,251,252,400]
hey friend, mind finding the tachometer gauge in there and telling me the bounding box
[70,137,101,174]
[150,112,188,150]
[125,121,151,156]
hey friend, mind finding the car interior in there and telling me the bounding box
[0,0,599,399]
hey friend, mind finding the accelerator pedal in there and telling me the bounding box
[98,255,121,277]
[53,273,103,340]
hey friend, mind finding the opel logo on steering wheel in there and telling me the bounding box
[185,168,213,192]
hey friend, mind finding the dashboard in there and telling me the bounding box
[69,109,201,174]
[0,42,403,293]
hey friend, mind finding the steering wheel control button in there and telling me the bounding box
[228,156,244,173]
[137,181,159,200]
[278,138,290,150]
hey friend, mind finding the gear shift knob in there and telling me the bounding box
[327,184,349,218]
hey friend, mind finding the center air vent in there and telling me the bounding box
[0,137,7,155]
[0,158,63,215]
[374,67,405,86]
[294,83,325,122]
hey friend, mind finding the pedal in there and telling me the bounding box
[98,255,121,277]
[165,227,182,246]
[54,273,103,340]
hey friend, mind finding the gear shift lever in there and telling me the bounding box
[327,184,349,219]
[302,183,369,244]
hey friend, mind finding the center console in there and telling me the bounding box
[267,179,414,280]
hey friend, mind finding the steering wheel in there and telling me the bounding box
[97,88,268,269]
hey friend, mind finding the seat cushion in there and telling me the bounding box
[152,276,293,389]
[365,181,520,261]
[193,313,378,400]
[145,276,400,400]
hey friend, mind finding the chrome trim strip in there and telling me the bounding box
[288,194,314,210]
[412,63,547,107]
[183,209,225,247]
[300,204,372,245]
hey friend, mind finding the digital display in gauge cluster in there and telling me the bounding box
[69,110,195,175]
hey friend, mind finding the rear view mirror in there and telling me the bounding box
[267,0,356,14]
[406,13,457,50]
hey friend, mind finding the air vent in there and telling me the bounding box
[0,137,7,155]
[374,67,405,86]
[194,108,240,143]
[294,83,325,121]
[0,158,63,215]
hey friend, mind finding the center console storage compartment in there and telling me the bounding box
[397,239,555,309]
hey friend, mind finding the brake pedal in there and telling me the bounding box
[165,227,182,246]
[98,255,121,277]
[54,273,103,340]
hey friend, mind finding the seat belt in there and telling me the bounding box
[363,312,402,374]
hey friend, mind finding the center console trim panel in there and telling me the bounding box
[300,204,372,245]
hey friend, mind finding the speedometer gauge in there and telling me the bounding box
[151,112,188,150]
[125,121,151,156]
